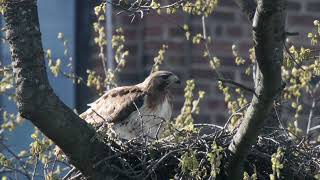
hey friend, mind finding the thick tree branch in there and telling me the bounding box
[226,0,286,179]
[3,1,118,179]
[233,0,257,21]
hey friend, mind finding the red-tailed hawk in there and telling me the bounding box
[80,71,180,140]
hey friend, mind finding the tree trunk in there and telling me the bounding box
[3,1,117,179]
[227,0,286,179]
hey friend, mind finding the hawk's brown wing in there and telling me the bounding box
[80,86,146,126]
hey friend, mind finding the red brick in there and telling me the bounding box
[144,12,185,26]
[142,54,155,66]
[211,11,235,22]
[124,56,138,68]
[191,56,208,65]
[214,25,224,37]
[191,69,216,79]
[172,100,185,113]
[144,26,163,37]
[207,99,226,110]
[287,1,301,12]
[219,0,237,8]
[144,42,166,51]
[220,70,235,80]
[166,42,187,51]
[288,15,320,27]
[168,26,186,39]
[239,41,254,55]
[194,113,211,124]
[306,2,320,12]
[214,113,228,125]
[212,40,233,55]
[117,72,142,84]
[166,56,187,66]
[195,82,211,92]
[125,44,138,55]
[226,25,243,37]
[119,14,140,25]
[123,29,138,41]
[219,56,237,66]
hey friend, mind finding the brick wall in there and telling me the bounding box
[86,0,320,126]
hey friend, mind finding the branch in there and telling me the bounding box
[226,0,286,179]
[3,1,119,179]
[233,0,257,21]
[218,78,258,97]
[309,125,320,132]
[307,80,320,136]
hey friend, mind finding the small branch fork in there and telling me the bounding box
[104,0,185,22]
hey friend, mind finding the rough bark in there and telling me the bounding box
[227,0,286,179]
[233,0,257,21]
[3,1,117,179]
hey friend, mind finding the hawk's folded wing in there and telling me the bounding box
[80,86,146,126]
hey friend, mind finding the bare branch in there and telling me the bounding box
[309,125,320,132]
[218,78,258,97]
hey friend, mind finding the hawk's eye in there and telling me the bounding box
[160,74,170,80]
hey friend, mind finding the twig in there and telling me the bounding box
[144,148,185,180]
[1,165,31,179]
[306,99,316,137]
[202,16,207,40]
[273,105,289,138]
[261,136,280,145]
[218,78,258,97]
[31,157,38,180]
[307,80,320,136]
[50,156,57,177]
[62,167,77,180]
[283,42,306,71]
[285,31,299,36]
[69,172,83,180]
[0,142,32,180]
[93,151,136,168]
[194,123,223,129]
[217,104,250,138]
[308,125,320,132]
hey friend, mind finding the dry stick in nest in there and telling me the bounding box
[273,105,290,138]
[194,123,223,130]
[144,148,186,180]
[69,128,318,179]
[217,103,250,138]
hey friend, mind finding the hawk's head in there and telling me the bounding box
[143,71,180,92]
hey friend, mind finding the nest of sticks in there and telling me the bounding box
[66,125,320,180]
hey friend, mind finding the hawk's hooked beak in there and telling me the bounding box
[169,74,181,85]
